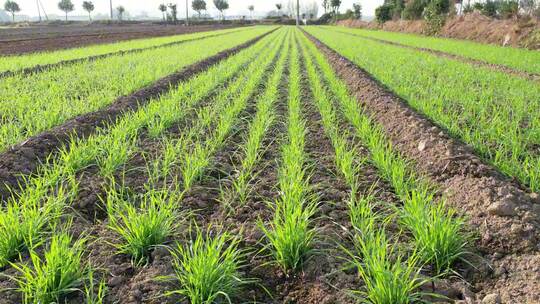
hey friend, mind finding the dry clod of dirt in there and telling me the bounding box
[481,293,501,304]
[487,198,517,216]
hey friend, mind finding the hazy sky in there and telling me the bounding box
[12,0,384,18]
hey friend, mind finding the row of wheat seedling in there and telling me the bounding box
[0,27,251,74]
[258,37,318,273]
[0,27,273,152]
[300,30,470,300]
[104,30,291,303]
[0,30,285,304]
[305,27,540,192]
[221,32,291,209]
[301,36,428,303]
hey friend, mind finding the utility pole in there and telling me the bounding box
[296,0,300,26]
[39,0,48,20]
[110,0,113,19]
[185,0,189,25]
[36,0,41,21]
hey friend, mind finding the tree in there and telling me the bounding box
[192,0,206,18]
[276,3,282,15]
[353,2,362,19]
[248,4,254,19]
[82,1,95,21]
[331,0,341,21]
[322,0,330,13]
[159,3,167,20]
[167,3,177,22]
[4,0,20,22]
[58,0,74,21]
[213,0,229,20]
[116,5,125,21]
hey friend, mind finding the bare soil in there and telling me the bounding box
[0,24,242,55]
[304,30,540,303]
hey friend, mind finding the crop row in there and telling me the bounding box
[324,25,540,74]
[0,29,285,302]
[0,26,274,152]
[0,27,248,73]
[299,30,468,302]
[307,26,540,192]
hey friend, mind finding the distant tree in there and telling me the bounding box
[167,3,178,22]
[248,4,254,19]
[116,5,125,21]
[192,0,206,18]
[58,0,74,21]
[158,3,167,20]
[322,0,330,13]
[82,1,95,21]
[213,0,229,20]
[4,0,20,22]
[331,0,341,21]
[276,3,282,15]
[353,2,361,19]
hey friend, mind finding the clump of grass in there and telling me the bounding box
[105,185,180,265]
[169,227,247,304]
[9,232,86,304]
[84,267,108,304]
[400,191,470,275]
[258,198,318,272]
[346,230,429,304]
[0,186,67,268]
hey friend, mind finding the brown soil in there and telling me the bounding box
[0,29,275,202]
[338,12,540,50]
[303,30,540,303]
[0,24,242,55]
[0,27,251,79]
[326,27,540,82]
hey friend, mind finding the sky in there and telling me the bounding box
[10,0,384,19]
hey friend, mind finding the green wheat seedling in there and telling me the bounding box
[0,27,276,152]
[105,184,181,265]
[306,26,540,192]
[344,230,430,304]
[8,232,87,304]
[168,227,248,304]
[258,198,318,272]
[300,31,471,276]
[400,191,470,275]
[84,267,108,304]
[0,185,68,268]
[260,37,319,272]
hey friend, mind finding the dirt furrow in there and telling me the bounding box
[304,30,540,303]
[328,28,540,82]
[0,29,276,202]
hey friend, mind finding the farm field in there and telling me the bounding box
[0,25,539,304]
[0,23,242,55]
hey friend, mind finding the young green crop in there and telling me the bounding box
[105,185,181,265]
[299,31,430,302]
[0,27,274,152]
[7,232,86,304]
[300,30,469,276]
[222,29,291,208]
[305,26,540,192]
[0,27,251,74]
[259,33,318,272]
[0,29,285,269]
[321,25,540,74]
[169,227,247,304]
